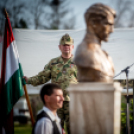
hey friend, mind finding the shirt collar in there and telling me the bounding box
[43,106,60,123]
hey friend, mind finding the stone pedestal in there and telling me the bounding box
[67,82,122,134]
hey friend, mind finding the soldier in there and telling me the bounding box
[24,33,77,134]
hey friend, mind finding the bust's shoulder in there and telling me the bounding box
[75,42,101,59]
[76,41,100,52]
[102,50,113,62]
[74,42,102,70]
[102,50,108,57]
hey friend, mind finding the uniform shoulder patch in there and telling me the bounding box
[51,57,60,65]
[51,62,58,65]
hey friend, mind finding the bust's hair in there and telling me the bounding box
[85,3,116,26]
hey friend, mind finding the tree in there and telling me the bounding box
[27,0,50,29]
[0,0,28,35]
[28,0,75,29]
[0,0,75,32]
[113,0,134,27]
[47,0,75,29]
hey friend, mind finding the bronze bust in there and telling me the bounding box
[74,3,116,82]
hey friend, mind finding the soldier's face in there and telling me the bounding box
[59,44,74,55]
[93,16,114,42]
[45,89,64,109]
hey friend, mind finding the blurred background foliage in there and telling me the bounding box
[121,96,133,134]
[116,80,134,134]
[115,80,133,89]
[1,0,134,34]
[0,0,76,35]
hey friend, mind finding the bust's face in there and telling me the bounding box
[93,15,114,42]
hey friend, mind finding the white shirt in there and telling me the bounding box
[34,106,62,134]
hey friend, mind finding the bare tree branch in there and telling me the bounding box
[114,0,134,27]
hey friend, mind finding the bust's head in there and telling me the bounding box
[85,3,116,42]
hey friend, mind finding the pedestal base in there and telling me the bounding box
[67,82,122,134]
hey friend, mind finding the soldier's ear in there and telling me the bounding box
[59,45,61,50]
[72,45,74,49]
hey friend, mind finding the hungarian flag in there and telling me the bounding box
[0,14,25,133]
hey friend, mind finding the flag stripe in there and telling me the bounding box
[3,67,24,115]
[5,41,19,83]
[6,18,14,48]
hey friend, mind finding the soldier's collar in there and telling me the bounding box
[59,55,74,64]
[69,56,75,64]
[58,55,73,63]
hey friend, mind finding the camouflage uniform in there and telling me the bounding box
[27,55,77,101]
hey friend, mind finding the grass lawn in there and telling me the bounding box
[14,122,32,134]
[14,122,68,134]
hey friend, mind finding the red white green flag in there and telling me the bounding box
[0,15,25,133]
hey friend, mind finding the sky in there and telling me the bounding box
[68,0,113,29]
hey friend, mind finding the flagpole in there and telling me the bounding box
[23,85,35,126]
[4,9,8,18]
[4,9,35,127]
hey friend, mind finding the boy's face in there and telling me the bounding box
[45,89,64,110]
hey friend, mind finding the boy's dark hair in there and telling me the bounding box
[40,83,61,104]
